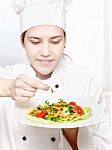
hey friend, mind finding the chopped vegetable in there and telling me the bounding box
[69,101,77,108]
[73,106,84,116]
[26,99,92,123]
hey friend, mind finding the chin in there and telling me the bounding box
[40,70,52,76]
[36,68,53,78]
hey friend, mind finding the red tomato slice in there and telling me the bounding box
[35,110,48,118]
[73,106,84,116]
[69,101,77,108]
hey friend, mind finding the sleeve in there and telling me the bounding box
[0,64,20,78]
[0,65,13,78]
[77,77,112,150]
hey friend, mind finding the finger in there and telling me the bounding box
[19,75,49,90]
[15,78,37,92]
[34,80,49,90]
[23,85,37,92]
[15,88,35,98]
[14,96,31,103]
[21,90,35,97]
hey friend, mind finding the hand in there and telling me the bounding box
[10,74,49,102]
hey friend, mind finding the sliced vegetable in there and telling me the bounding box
[73,105,84,115]
[35,110,48,118]
[26,99,92,123]
[69,101,77,108]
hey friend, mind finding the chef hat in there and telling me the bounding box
[12,0,73,34]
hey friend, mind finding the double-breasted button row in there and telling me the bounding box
[22,136,56,142]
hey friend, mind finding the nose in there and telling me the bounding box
[40,42,51,57]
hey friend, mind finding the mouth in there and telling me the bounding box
[36,59,54,65]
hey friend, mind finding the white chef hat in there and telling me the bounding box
[12,0,73,34]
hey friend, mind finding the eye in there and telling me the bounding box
[30,41,41,45]
[51,41,60,44]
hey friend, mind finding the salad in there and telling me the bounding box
[26,99,92,123]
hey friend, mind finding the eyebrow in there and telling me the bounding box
[51,35,63,39]
[28,37,40,40]
[28,35,63,40]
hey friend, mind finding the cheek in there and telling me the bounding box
[56,45,64,55]
[25,45,38,58]
[25,49,35,61]
[54,50,64,60]
[53,44,64,56]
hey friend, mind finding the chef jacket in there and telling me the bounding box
[0,57,112,150]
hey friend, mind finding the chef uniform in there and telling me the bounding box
[0,57,112,150]
[0,0,112,150]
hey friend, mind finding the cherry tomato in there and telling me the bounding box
[69,101,77,108]
[35,110,48,118]
[73,106,84,116]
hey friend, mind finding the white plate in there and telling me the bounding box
[13,97,107,128]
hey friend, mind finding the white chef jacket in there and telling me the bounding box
[0,57,112,150]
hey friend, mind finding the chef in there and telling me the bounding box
[0,0,112,150]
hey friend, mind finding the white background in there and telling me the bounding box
[0,0,112,92]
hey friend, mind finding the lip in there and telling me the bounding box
[36,59,54,66]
